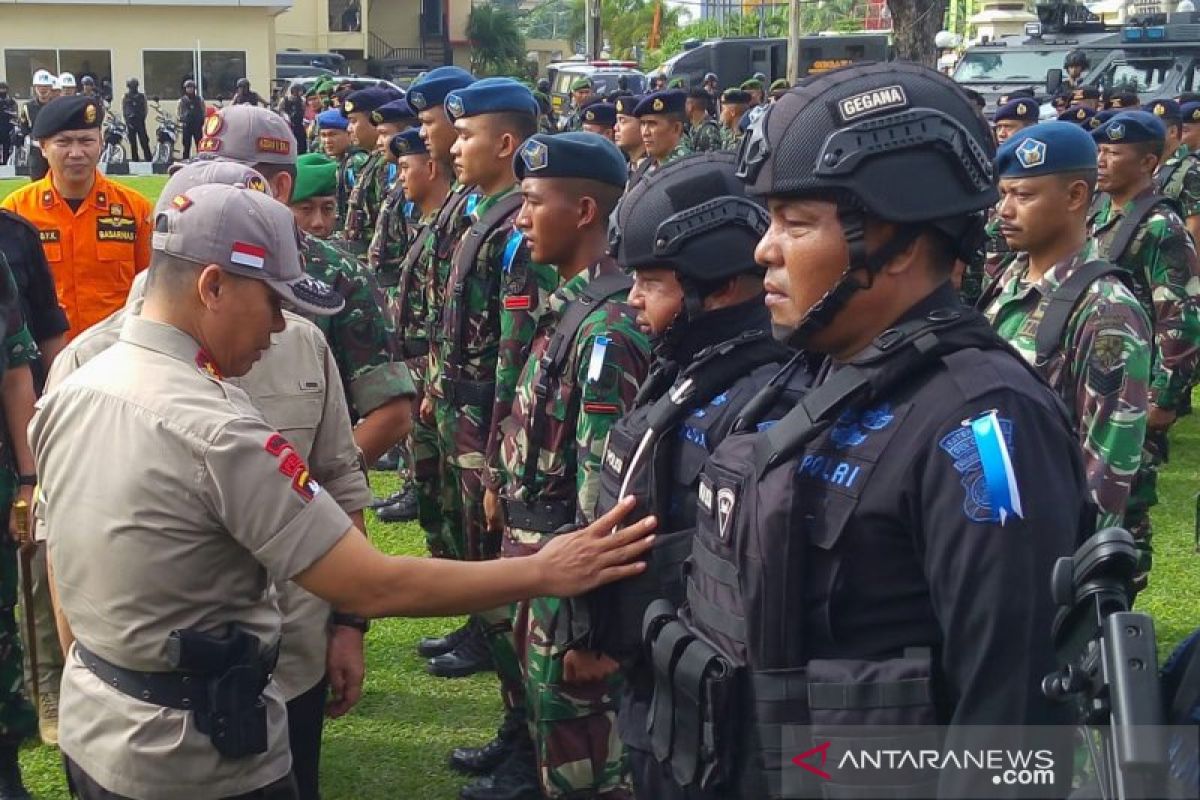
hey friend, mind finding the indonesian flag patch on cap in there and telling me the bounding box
[231,241,267,270]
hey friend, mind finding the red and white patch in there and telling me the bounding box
[264,434,321,501]
[503,295,532,310]
[230,241,266,270]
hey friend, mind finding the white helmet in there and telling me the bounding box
[50,76,61,90]
[59,72,76,88]
[32,69,54,87]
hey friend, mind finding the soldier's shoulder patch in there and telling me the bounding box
[264,433,322,502]
[1086,331,1131,396]
[938,410,1024,526]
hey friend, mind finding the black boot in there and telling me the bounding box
[0,745,31,800]
[417,620,472,659]
[376,484,419,522]
[428,618,494,678]
[373,446,401,472]
[449,706,527,775]
[370,489,405,509]
[458,730,540,800]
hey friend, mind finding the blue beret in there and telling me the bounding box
[31,95,103,138]
[1147,98,1182,122]
[581,102,616,127]
[994,99,1039,124]
[407,66,475,112]
[316,109,348,130]
[1058,105,1097,128]
[632,90,686,117]
[1183,101,1200,123]
[1092,110,1166,145]
[1094,109,1119,125]
[613,95,641,116]
[389,128,427,158]
[445,77,537,120]
[372,98,416,125]
[513,132,627,189]
[996,122,1097,178]
[343,87,395,117]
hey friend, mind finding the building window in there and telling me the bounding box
[201,51,248,101]
[3,49,58,99]
[143,51,195,101]
[59,50,112,92]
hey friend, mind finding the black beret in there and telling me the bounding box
[721,88,752,104]
[514,132,627,188]
[633,90,686,117]
[614,95,641,116]
[582,102,617,127]
[32,95,103,139]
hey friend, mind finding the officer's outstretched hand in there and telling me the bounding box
[535,497,655,598]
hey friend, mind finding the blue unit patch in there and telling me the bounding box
[829,402,895,450]
[938,412,1023,525]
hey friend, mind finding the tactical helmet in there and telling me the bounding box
[1064,49,1090,69]
[59,73,76,88]
[704,72,718,83]
[737,62,997,345]
[614,151,767,291]
[127,78,139,88]
[536,78,550,93]
[237,78,250,89]
[81,76,95,86]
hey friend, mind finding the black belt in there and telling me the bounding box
[400,339,430,359]
[74,641,277,712]
[441,377,495,408]
[501,496,576,533]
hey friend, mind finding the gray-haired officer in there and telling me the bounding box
[32,183,655,800]
[642,64,1084,798]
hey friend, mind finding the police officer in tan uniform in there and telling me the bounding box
[32,183,654,800]
[46,161,370,800]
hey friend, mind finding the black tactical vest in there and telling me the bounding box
[642,309,1067,799]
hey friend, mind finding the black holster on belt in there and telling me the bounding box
[166,626,276,758]
[501,496,576,534]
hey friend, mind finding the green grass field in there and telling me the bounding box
[0,175,1197,798]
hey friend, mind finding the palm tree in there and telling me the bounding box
[466,5,527,76]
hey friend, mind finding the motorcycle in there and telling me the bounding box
[1,106,27,169]
[151,100,177,166]
[100,110,127,166]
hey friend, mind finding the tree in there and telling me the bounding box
[466,5,527,76]
[888,0,949,66]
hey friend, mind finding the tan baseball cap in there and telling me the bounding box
[153,161,274,215]
[196,105,297,165]
[153,184,343,316]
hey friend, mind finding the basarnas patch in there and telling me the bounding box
[938,411,1024,525]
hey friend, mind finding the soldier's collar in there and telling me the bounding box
[119,315,214,371]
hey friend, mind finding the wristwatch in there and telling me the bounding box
[331,612,370,633]
[17,474,37,487]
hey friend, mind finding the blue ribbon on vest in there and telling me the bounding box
[969,410,1024,526]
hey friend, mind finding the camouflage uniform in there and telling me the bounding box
[498,258,651,798]
[368,182,413,294]
[341,150,395,255]
[686,118,723,153]
[980,246,1152,529]
[0,257,39,746]
[301,233,416,419]
[629,140,692,191]
[335,147,371,232]
[719,125,743,151]
[1156,143,1200,220]
[1089,188,1200,573]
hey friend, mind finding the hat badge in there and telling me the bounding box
[584,109,595,121]
[1153,104,1165,116]
[520,139,549,172]
[1017,102,1027,115]
[1076,108,1086,120]
[1015,138,1047,170]
[371,110,383,124]
[1108,123,1126,141]
[410,91,426,110]
[447,93,465,119]
[652,97,664,111]
[397,138,411,154]
[84,103,97,124]
[344,100,355,112]
[204,114,223,137]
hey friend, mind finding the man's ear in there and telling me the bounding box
[196,264,224,309]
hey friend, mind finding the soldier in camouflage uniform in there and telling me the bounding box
[476,132,649,800]
[1147,99,1200,241]
[0,253,39,800]
[316,108,369,232]
[369,126,419,295]
[339,88,401,256]
[981,123,1152,530]
[197,104,416,466]
[718,88,751,151]
[1088,110,1200,588]
[684,88,722,152]
[627,90,691,191]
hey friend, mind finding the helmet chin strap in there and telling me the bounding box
[782,206,921,351]
[657,277,708,357]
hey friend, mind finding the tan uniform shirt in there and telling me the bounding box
[48,308,372,701]
[31,315,352,799]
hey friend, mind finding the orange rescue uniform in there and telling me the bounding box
[1,170,151,338]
